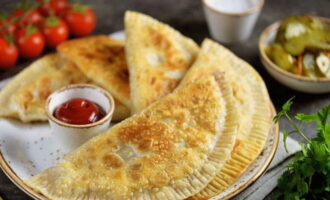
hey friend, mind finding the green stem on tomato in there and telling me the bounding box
[0,1,41,34]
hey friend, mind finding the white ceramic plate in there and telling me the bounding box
[0,31,279,200]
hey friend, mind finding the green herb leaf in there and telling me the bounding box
[323,124,330,149]
[273,97,295,123]
[273,100,330,200]
[297,179,309,196]
[317,105,330,128]
[282,97,294,112]
[295,113,318,122]
[299,158,314,178]
[282,130,290,152]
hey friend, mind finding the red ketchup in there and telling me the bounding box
[54,98,106,125]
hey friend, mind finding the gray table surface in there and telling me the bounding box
[0,0,329,199]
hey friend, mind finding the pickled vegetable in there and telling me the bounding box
[302,53,317,77]
[267,43,295,71]
[316,53,330,77]
[283,37,306,55]
[267,15,330,78]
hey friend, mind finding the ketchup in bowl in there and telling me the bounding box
[54,98,106,125]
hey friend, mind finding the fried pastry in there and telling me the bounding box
[0,54,89,122]
[0,54,129,122]
[26,74,239,200]
[57,35,131,108]
[125,11,199,114]
[182,39,273,199]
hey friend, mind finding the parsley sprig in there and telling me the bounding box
[273,98,330,200]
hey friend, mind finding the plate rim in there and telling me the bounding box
[0,102,279,200]
[0,151,48,200]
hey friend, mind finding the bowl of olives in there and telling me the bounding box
[259,15,330,93]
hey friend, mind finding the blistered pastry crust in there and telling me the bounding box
[25,74,239,200]
[125,11,199,114]
[58,35,131,108]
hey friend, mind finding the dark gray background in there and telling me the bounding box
[0,0,329,199]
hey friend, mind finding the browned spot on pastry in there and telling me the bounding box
[118,69,129,82]
[39,78,51,100]
[81,45,125,65]
[81,175,88,182]
[232,139,243,154]
[131,163,143,171]
[118,118,174,154]
[148,27,183,70]
[150,77,156,85]
[149,28,171,50]
[81,52,95,60]
[118,120,163,143]
[129,163,143,180]
[96,44,124,57]
[58,36,130,104]
[137,138,153,151]
[150,171,170,186]
[19,91,33,110]
[106,138,113,145]
[112,170,125,181]
[103,154,123,169]
[154,79,179,97]
[72,158,85,168]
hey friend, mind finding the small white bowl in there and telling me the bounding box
[259,17,330,93]
[203,0,264,43]
[45,84,114,152]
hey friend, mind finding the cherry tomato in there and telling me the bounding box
[41,17,69,48]
[38,0,69,16]
[64,5,96,37]
[11,9,24,18]
[0,18,18,35]
[25,10,43,25]
[12,9,43,25]
[0,37,19,69]
[15,26,45,59]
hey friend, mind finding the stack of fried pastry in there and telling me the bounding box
[0,11,273,200]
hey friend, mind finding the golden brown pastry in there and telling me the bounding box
[0,54,89,122]
[125,11,199,114]
[25,74,239,200]
[182,39,273,199]
[0,54,129,122]
[57,35,131,108]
